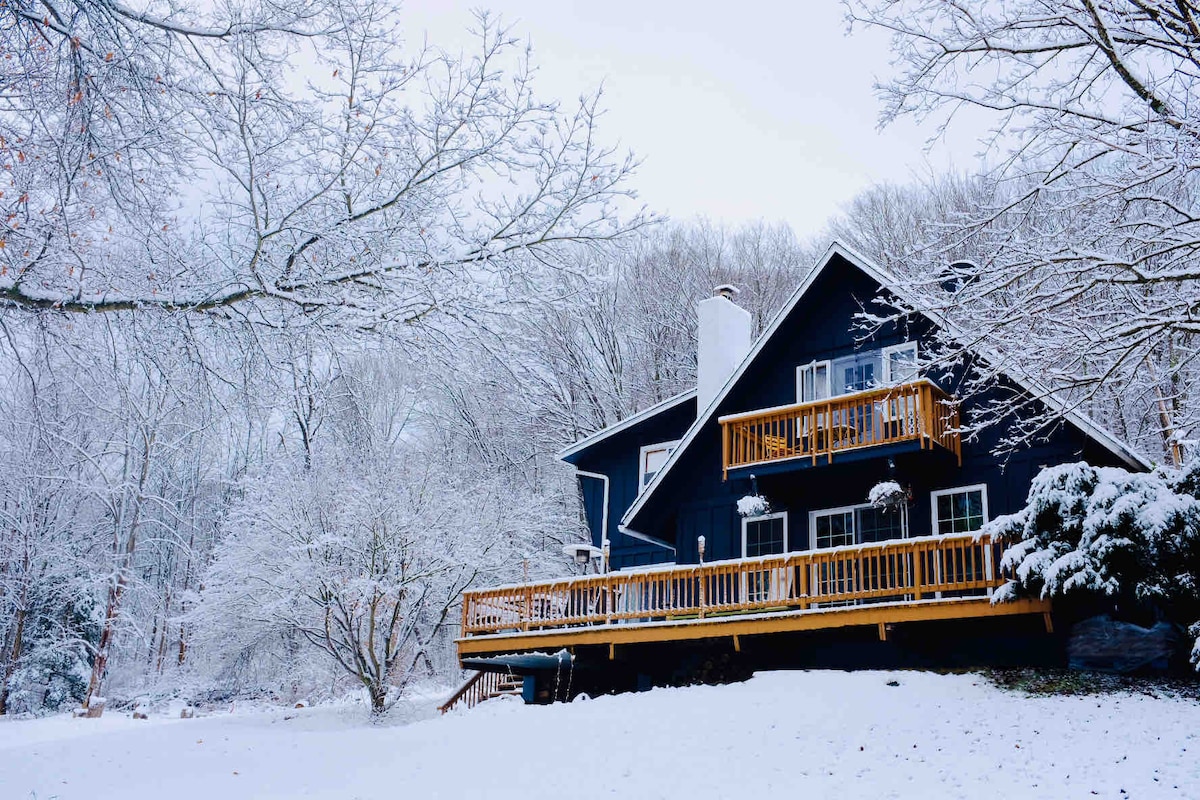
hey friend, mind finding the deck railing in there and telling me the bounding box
[461,533,1002,637]
[718,380,960,477]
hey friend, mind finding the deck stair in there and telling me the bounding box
[439,670,523,714]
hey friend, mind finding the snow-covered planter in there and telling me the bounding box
[867,480,905,509]
[737,494,770,518]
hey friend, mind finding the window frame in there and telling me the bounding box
[809,504,858,550]
[741,511,789,558]
[881,341,919,385]
[929,483,990,535]
[796,341,919,405]
[795,360,832,403]
[809,501,909,550]
[637,439,680,494]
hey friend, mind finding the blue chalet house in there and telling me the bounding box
[447,243,1149,707]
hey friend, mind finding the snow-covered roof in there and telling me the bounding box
[620,241,1152,531]
[556,389,697,462]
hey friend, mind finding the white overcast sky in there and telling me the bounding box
[399,1,993,239]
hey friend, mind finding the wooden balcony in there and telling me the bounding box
[457,533,1050,659]
[718,379,960,478]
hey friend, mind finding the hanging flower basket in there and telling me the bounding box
[737,494,770,517]
[868,480,905,509]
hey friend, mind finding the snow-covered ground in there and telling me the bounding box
[2,671,1197,800]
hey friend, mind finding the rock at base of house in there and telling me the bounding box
[1068,615,1180,674]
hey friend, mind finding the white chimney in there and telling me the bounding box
[697,284,752,415]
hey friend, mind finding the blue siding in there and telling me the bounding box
[569,397,697,568]
[623,253,1138,567]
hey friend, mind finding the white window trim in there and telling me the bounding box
[930,483,990,535]
[638,439,680,495]
[808,503,862,550]
[881,340,918,385]
[796,360,831,403]
[809,501,909,550]
[741,511,789,558]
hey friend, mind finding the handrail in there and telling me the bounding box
[719,381,960,477]
[439,671,487,714]
[461,533,1001,637]
[439,670,521,714]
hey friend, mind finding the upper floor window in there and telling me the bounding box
[796,341,918,403]
[882,341,918,384]
[931,484,988,534]
[639,440,679,493]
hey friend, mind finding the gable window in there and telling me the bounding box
[638,440,679,493]
[810,502,907,549]
[834,351,880,395]
[931,485,988,534]
[882,341,919,385]
[796,360,831,403]
[796,341,919,403]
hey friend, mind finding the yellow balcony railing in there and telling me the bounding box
[718,379,960,477]
[460,533,1001,638]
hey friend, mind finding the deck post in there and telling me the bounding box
[913,550,924,601]
[722,423,729,481]
[605,575,613,625]
[522,585,532,632]
[798,557,810,609]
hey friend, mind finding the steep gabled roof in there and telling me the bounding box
[557,389,697,463]
[620,241,1151,531]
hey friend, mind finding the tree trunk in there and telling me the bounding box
[0,605,28,716]
[83,575,127,716]
[368,680,388,715]
[1146,357,1184,467]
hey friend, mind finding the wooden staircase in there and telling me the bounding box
[439,671,524,714]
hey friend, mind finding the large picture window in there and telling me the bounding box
[638,440,679,493]
[930,484,988,534]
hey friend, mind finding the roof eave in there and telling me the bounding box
[556,389,698,464]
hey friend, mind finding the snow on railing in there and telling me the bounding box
[719,380,961,477]
[461,533,1002,637]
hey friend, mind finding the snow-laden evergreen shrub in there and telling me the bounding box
[4,583,99,714]
[988,461,1200,669]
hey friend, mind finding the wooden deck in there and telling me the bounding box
[457,533,1050,659]
[718,380,961,477]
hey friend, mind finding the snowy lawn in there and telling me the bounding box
[2,670,1197,800]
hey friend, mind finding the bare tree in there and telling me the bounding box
[195,354,569,714]
[0,3,646,327]
[846,1,1200,462]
